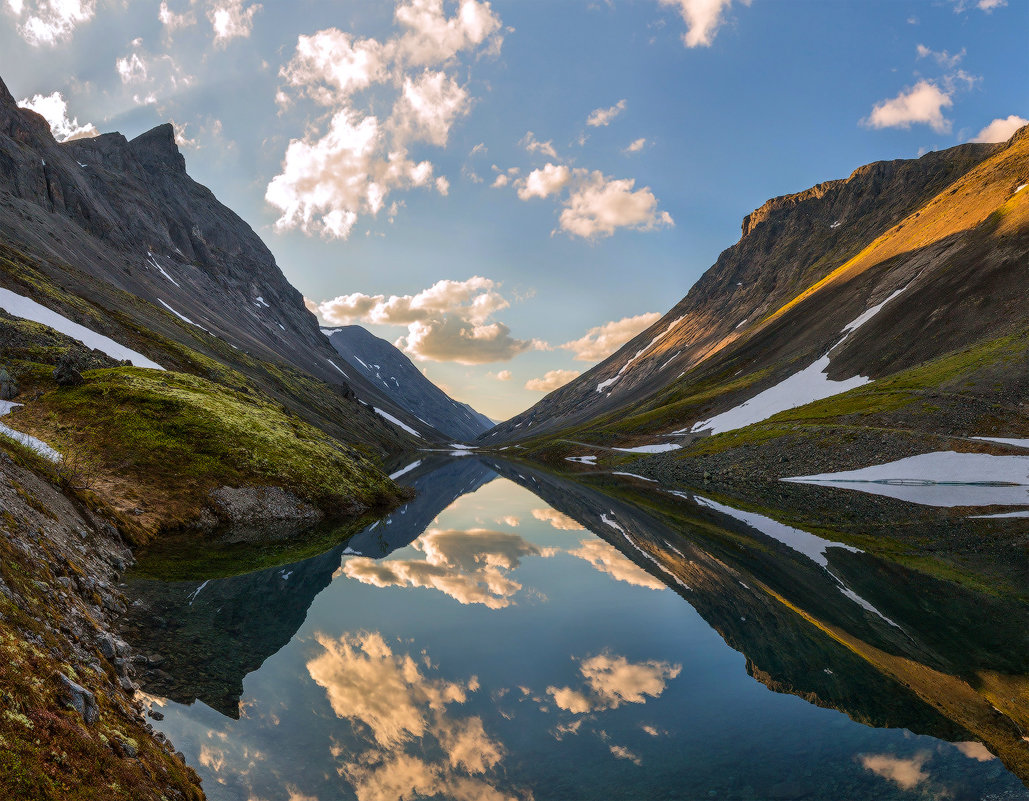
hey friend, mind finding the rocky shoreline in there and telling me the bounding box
[0,448,204,800]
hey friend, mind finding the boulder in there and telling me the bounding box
[53,352,84,387]
[0,367,16,400]
[57,672,99,725]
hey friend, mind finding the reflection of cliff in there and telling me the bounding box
[486,460,1029,781]
[121,457,497,717]
[122,544,346,717]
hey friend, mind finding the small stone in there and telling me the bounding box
[118,738,138,758]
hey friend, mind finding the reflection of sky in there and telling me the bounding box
[145,476,1028,801]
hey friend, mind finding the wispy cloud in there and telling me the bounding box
[586,99,626,127]
[525,369,580,392]
[561,313,661,361]
[6,0,95,46]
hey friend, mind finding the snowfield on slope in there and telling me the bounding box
[687,285,908,436]
[0,287,164,370]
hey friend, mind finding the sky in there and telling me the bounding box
[1,0,1026,420]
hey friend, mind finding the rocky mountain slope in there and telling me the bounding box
[0,74,443,450]
[324,325,494,441]
[484,136,1013,444]
[487,127,1029,484]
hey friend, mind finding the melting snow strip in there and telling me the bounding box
[327,359,349,378]
[596,316,686,393]
[0,287,164,370]
[186,580,209,605]
[147,253,180,287]
[565,455,597,464]
[0,401,61,462]
[373,407,422,438]
[971,437,1029,449]
[611,472,657,482]
[612,443,682,454]
[157,299,203,328]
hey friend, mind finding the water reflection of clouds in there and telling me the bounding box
[532,508,585,530]
[860,751,930,790]
[307,631,526,801]
[567,538,667,590]
[547,653,682,714]
[339,528,556,608]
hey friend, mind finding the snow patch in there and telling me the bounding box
[785,452,1029,508]
[0,287,164,370]
[595,316,685,394]
[566,455,597,465]
[612,443,682,454]
[373,407,422,438]
[147,253,180,287]
[0,401,61,462]
[735,318,748,329]
[255,296,271,308]
[970,510,1029,519]
[611,472,656,482]
[327,359,349,378]
[971,437,1029,449]
[158,299,203,329]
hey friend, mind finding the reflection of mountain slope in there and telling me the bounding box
[486,460,1029,781]
[346,457,497,558]
[122,545,347,717]
[121,457,497,716]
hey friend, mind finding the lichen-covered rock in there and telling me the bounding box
[57,672,99,725]
[53,352,84,387]
[0,366,17,400]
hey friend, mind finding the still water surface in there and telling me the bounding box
[123,457,1029,800]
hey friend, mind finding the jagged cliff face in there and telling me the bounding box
[325,325,494,442]
[0,75,441,449]
[483,140,1008,443]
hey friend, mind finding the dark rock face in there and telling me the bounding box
[0,73,436,449]
[53,351,84,386]
[484,140,1006,442]
[325,325,494,441]
[0,366,16,399]
[57,672,99,725]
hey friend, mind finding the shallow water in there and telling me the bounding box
[123,457,1029,801]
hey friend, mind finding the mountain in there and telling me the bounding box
[324,325,494,441]
[0,74,441,449]
[484,129,1029,477]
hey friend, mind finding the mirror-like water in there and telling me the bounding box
[121,457,1029,801]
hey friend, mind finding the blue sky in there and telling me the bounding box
[2,0,1026,419]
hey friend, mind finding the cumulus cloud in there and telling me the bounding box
[525,369,580,392]
[493,370,512,381]
[546,653,681,714]
[624,137,647,153]
[970,115,1028,142]
[658,0,746,48]
[518,163,572,199]
[313,277,541,364]
[340,528,554,607]
[208,0,261,46]
[18,91,98,141]
[859,752,930,790]
[531,508,584,530]
[561,171,673,238]
[510,164,672,239]
[862,80,954,133]
[269,0,502,237]
[561,312,661,362]
[7,0,95,46]
[586,99,626,127]
[568,539,666,590]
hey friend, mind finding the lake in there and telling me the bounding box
[120,456,1029,801]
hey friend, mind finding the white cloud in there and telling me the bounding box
[624,137,647,153]
[517,163,572,200]
[658,0,746,48]
[18,91,98,142]
[860,753,930,790]
[977,0,1006,8]
[862,80,953,134]
[521,131,558,159]
[270,1,501,237]
[586,99,626,127]
[114,43,194,106]
[525,369,580,392]
[158,1,195,32]
[7,0,95,46]
[313,277,542,364]
[493,370,512,381]
[560,171,674,239]
[915,43,965,68]
[954,742,995,762]
[970,115,1028,143]
[208,0,261,46]
[561,312,662,361]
